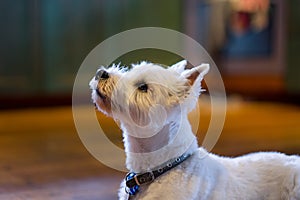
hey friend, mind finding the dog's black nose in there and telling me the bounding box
[95,69,109,80]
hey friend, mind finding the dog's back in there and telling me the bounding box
[119,149,300,200]
[216,151,300,200]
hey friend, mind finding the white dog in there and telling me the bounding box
[89,60,300,200]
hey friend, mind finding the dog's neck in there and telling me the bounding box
[120,115,198,172]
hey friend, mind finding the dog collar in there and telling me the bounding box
[125,153,191,196]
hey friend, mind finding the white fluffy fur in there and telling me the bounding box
[90,60,300,200]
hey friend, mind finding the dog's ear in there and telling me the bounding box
[180,63,209,111]
[169,60,187,73]
[183,63,209,87]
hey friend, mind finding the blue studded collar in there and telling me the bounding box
[125,153,191,196]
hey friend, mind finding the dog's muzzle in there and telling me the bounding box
[93,69,109,99]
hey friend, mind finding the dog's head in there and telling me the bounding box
[89,60,209,130]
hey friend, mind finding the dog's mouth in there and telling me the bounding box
[95,88,107,99]
[93,87,112,115]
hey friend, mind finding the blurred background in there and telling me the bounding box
[0,0,300,199]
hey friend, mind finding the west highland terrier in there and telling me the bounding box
[89,60,300,200]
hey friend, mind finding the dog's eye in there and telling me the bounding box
[137,83,148,92]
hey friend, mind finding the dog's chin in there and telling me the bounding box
[95,101,112,116]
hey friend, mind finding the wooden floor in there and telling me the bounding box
[1,98,300,199]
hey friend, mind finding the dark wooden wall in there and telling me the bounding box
[1,0,299,109]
